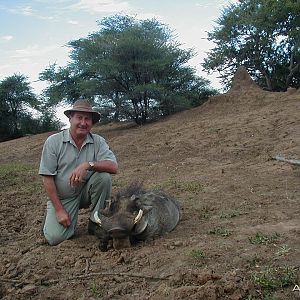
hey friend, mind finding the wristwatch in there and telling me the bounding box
[88,161,95,171]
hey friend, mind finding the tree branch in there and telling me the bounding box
[273,155,300,165]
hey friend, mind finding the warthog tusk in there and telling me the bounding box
[94,211,102,225]
[134,209,143,224]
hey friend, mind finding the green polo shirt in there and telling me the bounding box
[39,129,117,200]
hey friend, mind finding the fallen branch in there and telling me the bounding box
[273,155,300,166]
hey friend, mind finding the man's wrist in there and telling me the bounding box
[87,161,95,171]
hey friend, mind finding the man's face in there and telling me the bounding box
[69,111,93,137]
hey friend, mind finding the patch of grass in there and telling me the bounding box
[208,226,232,237]
[246,254,262,267]
[274,244,291,258]
[190,249,205,259]
[90,280,103,297]
[252,266,297,290]
[0,162,33,177]
[220,210,249,219]
[246,293,279,300]
[0,162,37,191]
[249,232,280,245]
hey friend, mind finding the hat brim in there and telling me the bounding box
[64,109,100,124]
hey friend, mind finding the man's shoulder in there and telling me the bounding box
[45,130,66,144]
[89,132,106,143]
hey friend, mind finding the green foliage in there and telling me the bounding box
[190,249,205,259]
[40,14,217,124]
[0,74,62,141]
[208,227,232,237]
[252,266,297,290]
[203,0,300,91]
[0,162,41,193]
[0,73,38,140]
[249,232,280,245]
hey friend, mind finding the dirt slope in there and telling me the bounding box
[0,68,299,299]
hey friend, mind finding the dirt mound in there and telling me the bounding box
[0,73,299,299]
[229,66,261,92]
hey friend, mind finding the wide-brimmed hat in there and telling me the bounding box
[64,99,100,124]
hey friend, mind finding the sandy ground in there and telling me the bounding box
[0,68,299,299]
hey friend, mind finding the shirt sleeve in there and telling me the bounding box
[95,135,117,163]
[39,136,59,176]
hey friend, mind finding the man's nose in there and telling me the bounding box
[80,118,88,125]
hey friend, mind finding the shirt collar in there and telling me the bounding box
[62,129,94,145]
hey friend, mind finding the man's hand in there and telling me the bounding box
[56,208,71,227]
[69,162,89,187]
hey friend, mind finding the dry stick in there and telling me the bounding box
[84,258,90,274]
[273,155,300,165]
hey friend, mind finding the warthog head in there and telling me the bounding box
[94,193,151,248]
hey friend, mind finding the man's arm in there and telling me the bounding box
[42,175,71,227]
[90,160,118,174]
[69,160,118,186]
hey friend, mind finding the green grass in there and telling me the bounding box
[190,249,205,259]
[0,162,41,193]
[274,245,291,258]
[252,266,297,290]
[249,232,280,245]
[208,226,232,237]
[220,209,249,219]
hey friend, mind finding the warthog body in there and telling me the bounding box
[88,184,181,251]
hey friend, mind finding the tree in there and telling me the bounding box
[40,14,217,124]
[202,0,300,91]
[0,74,61,141]
[0,74,39,140]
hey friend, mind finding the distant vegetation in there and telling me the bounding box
[1,0,299,141]
[39,14,218,125]
[0,74,62,142]
[202,0,300,91]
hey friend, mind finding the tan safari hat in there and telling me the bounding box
[64,99,100,124]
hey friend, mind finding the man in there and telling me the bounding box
[39,99,118,246]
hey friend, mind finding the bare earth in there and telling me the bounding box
[0,69,299,299]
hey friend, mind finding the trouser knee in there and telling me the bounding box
[43,224,75,246]
[92,172,112,187]
[44,232,64,246]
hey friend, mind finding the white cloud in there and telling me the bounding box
[70,0,130,13]
[67,20,79,25]
[11,44,63,59]
[1,35,13,41]
[8,5,34,16]
[6,4,55,20]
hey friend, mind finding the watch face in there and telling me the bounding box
[89,162,94,169]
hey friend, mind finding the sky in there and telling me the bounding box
[0,0,237,124]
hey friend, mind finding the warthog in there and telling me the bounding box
[88,184,181,251]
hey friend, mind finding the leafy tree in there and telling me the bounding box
[0,74,61,141]
[0,74,39,140]
[202,0,300,91]
[40,14,217,124]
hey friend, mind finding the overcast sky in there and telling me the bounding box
[0,0,237,124]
